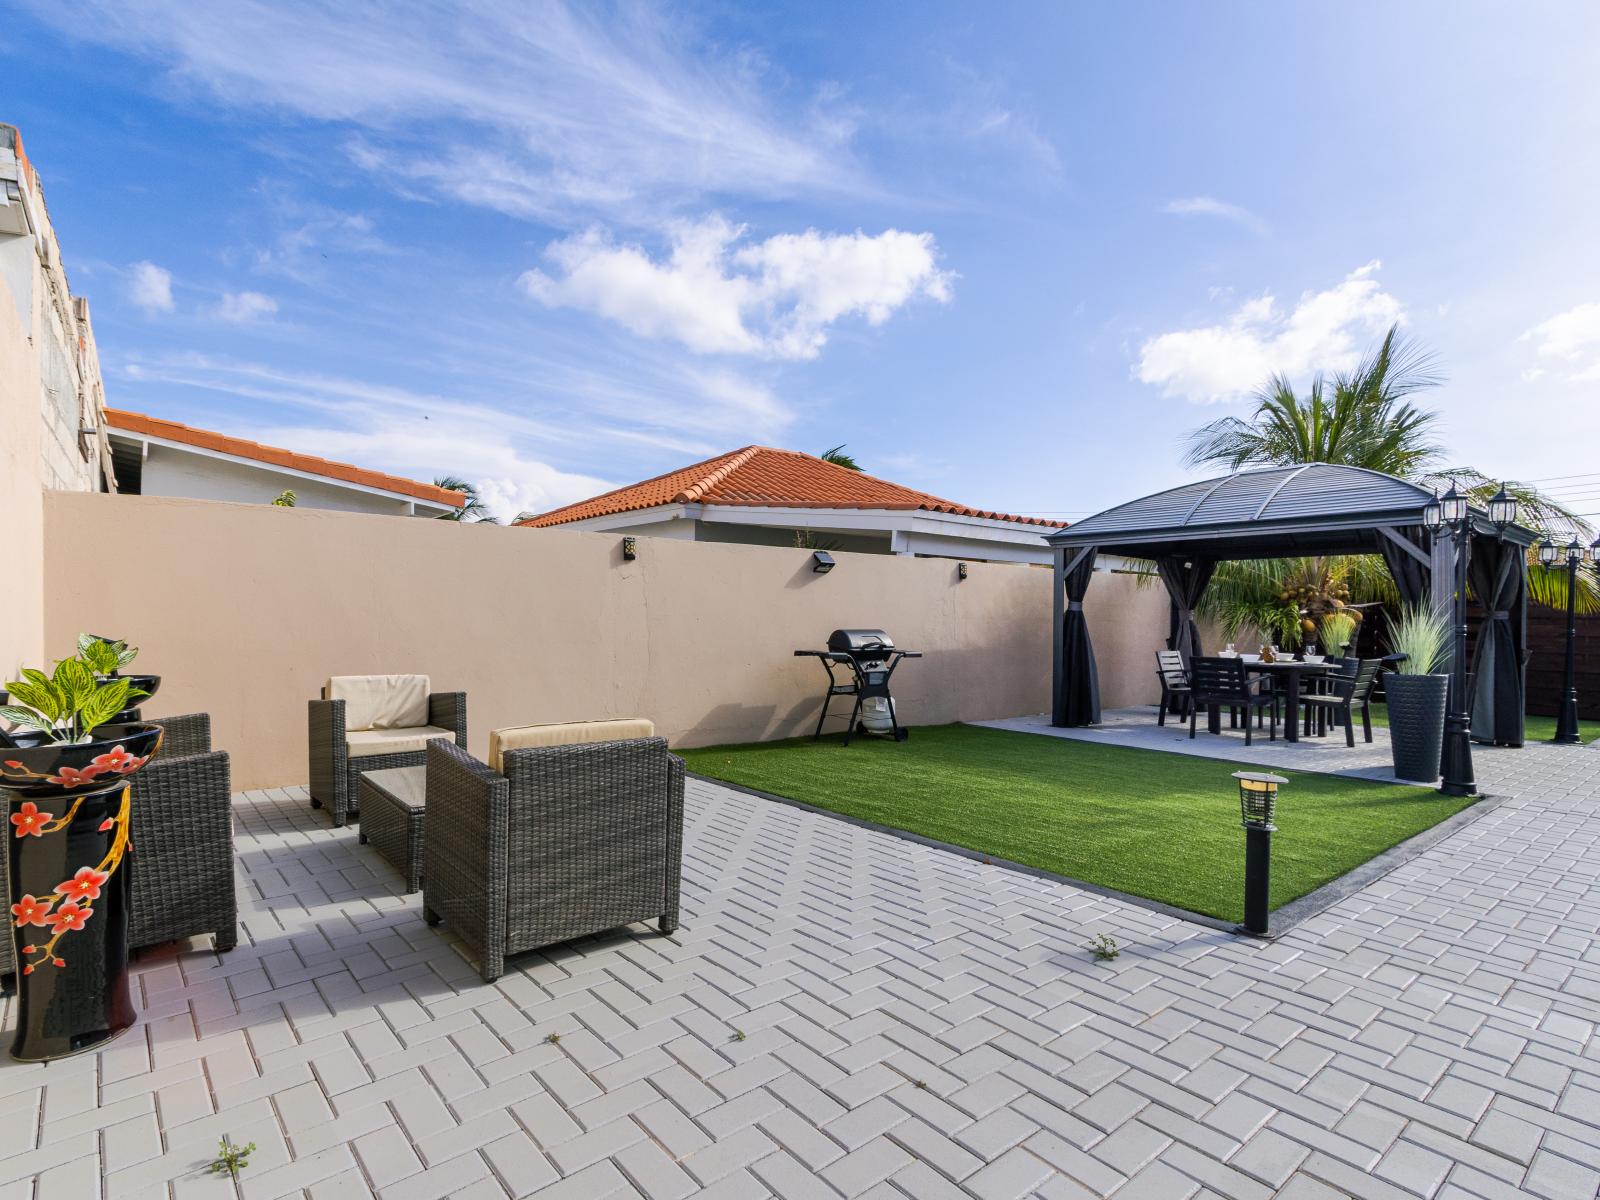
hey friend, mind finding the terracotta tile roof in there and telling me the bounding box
[519,446,1063,528]
[104,408,466,508]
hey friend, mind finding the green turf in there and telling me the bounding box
[680,724,1477,923]
[1366,703,1599,744]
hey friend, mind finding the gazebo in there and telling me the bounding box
[1046,464,1536,746]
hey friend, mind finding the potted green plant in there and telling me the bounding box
[1318,610,1358,659]
[1383,604,1452,783]
[0,637,159,1062]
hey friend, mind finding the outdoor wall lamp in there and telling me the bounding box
[811,551,836,574]
[621,536,637,561]
[1234,771,1285,936]
[958,562,969,580]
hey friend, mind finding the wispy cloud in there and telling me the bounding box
[1521,302,1600,382]
[117,349,797,518]
[214,291,278,323]
[128,260,174,313]
[1134,262,1403,404]
[1161,196,1268,235]
[32,1,865,226]
[520,216,953,359]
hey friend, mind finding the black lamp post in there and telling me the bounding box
[1234,771,1285,936]
[1542,534,1587,744]
[1424,483,1479,796]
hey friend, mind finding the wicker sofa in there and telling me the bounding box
[1,712,236,984]
[308,675,466,827]
[423,720,684,984]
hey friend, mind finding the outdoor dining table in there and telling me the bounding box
[1231,659,1338,743]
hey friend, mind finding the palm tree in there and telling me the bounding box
[820,445,862,471]
[433,476,500,523]
[1183,324,1597,615]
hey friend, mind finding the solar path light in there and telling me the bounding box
[1234,771,1286,936]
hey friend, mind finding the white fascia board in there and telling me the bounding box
[109,430,458,514]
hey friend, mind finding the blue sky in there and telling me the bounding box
[7,3,1600,522]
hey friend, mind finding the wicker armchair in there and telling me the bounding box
[1,713,236,985]
[423,724,684,984]
[308,675,466,826]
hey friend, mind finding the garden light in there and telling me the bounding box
[1487,483,1517,530]
[1233,771,1286,936]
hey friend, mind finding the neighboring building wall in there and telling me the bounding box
[0,125,110,677]
[44,492,1165,789]
[694,521,890,555]
[137,443,418,516]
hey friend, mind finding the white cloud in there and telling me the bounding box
[128,261,174,313]
[1521,302,1600,381]
[1134,262,1404,404]
[215,291,278,322]
[34,1,861,224]
[520,216,953,359]
[1162,196,1267,235]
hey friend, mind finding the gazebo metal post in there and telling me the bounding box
[1554,538,1584,744]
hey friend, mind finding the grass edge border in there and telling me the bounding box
[688,771,1508,939]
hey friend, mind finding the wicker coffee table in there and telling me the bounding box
[357,765,427,892]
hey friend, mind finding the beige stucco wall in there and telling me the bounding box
[1083,570,1170,710]
[41,494,1174,789]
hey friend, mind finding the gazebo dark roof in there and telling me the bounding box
[1048,463,1534,559]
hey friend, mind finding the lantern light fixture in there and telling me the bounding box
[1539,536,1559,567]
[1486,483,1517,530]
[1234,771,1285,830]
[1439,482,1469,526]
[1566,537,1584,566]
[621,536,637,561]
[1422,490,1443,530]
[811,550,836,574]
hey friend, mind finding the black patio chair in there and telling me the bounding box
[1154,650,1191,726]
[1300,658,1382,745]
[1189,656,1277,745]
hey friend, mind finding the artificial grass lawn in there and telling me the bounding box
[681,724,1476,923]
[1367,702,1599,745]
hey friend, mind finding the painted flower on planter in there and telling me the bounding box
[10,894,52,927]
[46,763,106,788]
[10,802,53,837]
[91,746,147,775]
[48,903,90,934]
[58,867,110,903]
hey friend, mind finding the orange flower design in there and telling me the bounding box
[46,764,106,788]
[10,802,53,838]
[57,867,110,903]
[47,903,90,934]
[10,894,52,927]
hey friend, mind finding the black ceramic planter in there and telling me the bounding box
[1,722,161,1062]
[105,674,160,725]
[1386,674,1448,784]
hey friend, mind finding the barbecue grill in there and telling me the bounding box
[794,629,922,745]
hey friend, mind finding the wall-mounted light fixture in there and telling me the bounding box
[957,562,969,580]
[811,550,835,574]
[621,536,637,561]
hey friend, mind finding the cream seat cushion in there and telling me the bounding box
[327,674,430,732]
[489,719,655,773]
[345,725,455,758]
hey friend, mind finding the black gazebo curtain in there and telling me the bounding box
[1379,527,1431,606]
[1469,535,1528,747]
[1156,556,1216,663]
[1059,549,1100,726]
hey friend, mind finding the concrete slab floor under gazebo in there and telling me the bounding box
[1046,464,1537,758]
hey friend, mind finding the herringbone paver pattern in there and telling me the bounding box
[1,740,1597,1198]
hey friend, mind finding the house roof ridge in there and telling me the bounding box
[103,408,466,508]
[520,443,1064,529]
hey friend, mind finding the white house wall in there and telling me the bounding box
[139,444,419,516]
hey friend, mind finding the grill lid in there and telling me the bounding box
[828,629,894,654]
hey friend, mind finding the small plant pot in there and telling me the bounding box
[1385,674,1448,783]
